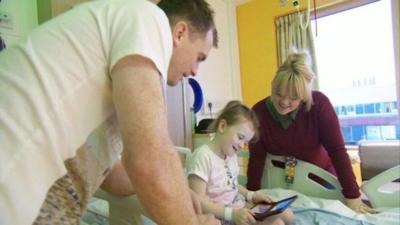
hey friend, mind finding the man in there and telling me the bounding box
[0,0,219,224]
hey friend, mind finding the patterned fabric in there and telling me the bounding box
[186,144,246,208]
[33,174,82,225]
[34,145,106,225]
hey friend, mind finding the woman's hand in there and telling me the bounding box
[345,197,378,214]
[252,191,273,204]
[232,208,256,225]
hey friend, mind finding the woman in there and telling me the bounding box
[247,51,375,213]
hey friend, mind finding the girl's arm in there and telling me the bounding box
[189,175,228,219]
[189,175,256,225]
[238,185,272,204]
[238,185,252,202]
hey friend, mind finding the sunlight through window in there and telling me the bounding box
[312,0,399,144]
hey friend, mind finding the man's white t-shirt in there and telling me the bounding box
[0,0,172,224]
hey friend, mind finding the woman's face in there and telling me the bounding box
[217,120,255,157]
[271,93,302,115]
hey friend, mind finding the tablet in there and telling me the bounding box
[251,195,298,221]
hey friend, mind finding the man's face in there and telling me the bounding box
[167,22,214,86]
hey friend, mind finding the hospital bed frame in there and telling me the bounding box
[361,165,400,208]
[92,146,191,225]
[260,154,345,202]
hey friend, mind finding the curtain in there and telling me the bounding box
[275,11,318,89]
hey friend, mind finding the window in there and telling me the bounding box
[312,0,399,145]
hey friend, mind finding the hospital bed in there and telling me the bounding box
[258,154,399,225]
[260,154,345,201]
[361,165,400,209]
[81,153,400,225]
[82,147,192,225]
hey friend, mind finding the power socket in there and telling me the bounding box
[0,10,13,29]
[201,100,226,117]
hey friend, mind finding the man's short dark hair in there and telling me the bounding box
[158,0,218,47]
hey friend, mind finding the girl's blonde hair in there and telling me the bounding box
[208,100,259,141]
[272,50,315,111]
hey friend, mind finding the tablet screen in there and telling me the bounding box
[251,195,297,216]
[251,204,272,214]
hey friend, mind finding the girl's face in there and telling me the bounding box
[271,93,302,115]
[217,120,255,157]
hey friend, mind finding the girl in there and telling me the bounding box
[186,100,294,225]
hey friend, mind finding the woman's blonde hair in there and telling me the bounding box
[208,100,259,142]
[272,50,315,111]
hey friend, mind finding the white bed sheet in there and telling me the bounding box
[81,188,399,225]
[261,188,400,225]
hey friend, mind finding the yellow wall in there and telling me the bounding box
[236,1,296,107]
[236,0,337,107]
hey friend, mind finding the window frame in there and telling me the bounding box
[312,0,400,146]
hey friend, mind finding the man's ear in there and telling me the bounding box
[217,119,227,133]
[172,21,189,46]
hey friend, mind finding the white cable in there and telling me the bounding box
[293,0,311,30]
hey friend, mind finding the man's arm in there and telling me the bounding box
[111,55,198,225]
[100,160,135,196]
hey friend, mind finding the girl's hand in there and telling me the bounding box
[252,191,273,204]
[197,214,221,225]
[232,208,256,225]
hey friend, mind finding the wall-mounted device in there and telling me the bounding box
[292,0,300,9]
[0,10,13,29]
[280,0,300,8]
[280,0,316,34]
